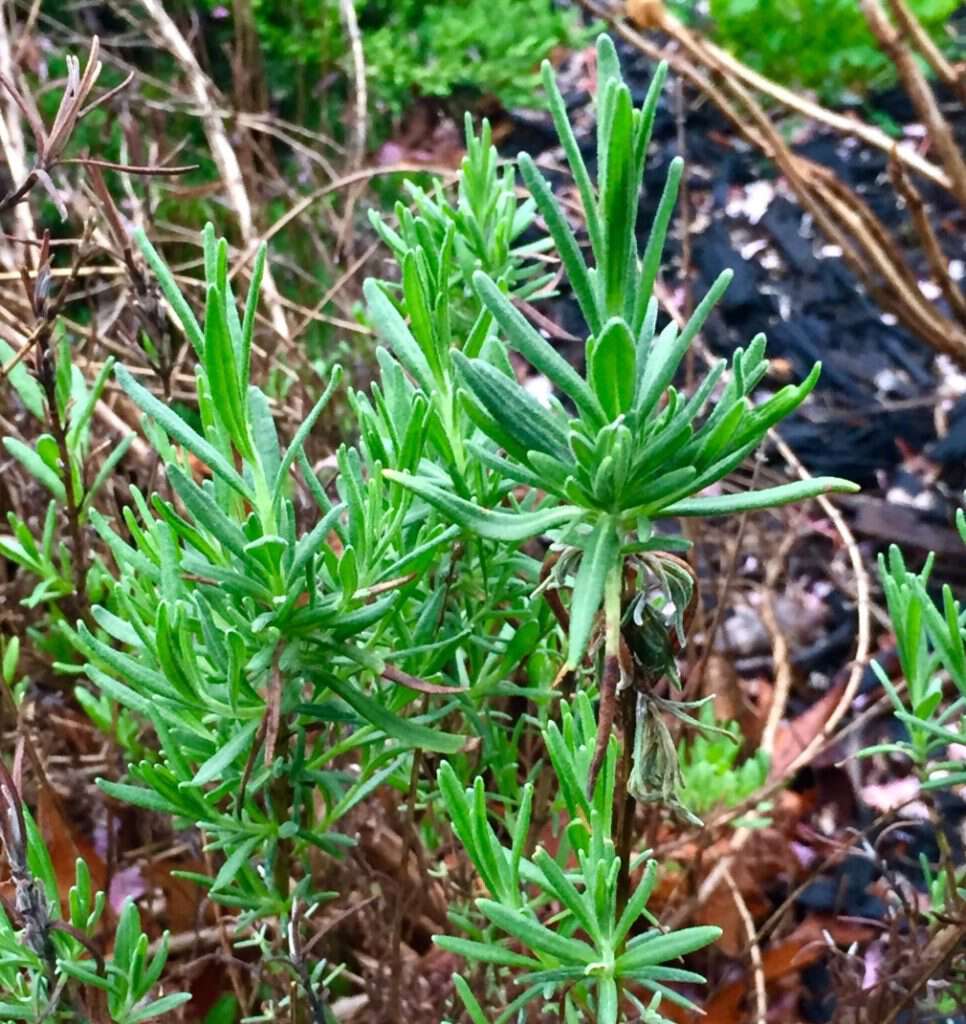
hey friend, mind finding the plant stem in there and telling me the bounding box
[390,747,424,1023]
[270,723,294,905]
[39,357,90,622]
[615,686,637,922]
[588,566,623,796]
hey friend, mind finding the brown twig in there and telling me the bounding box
[619,0,953,189]
[653,256,872,929]
[758,532,798,754]
[0,2,35,245]
[860,0,966,209]
[338,0,367,173]
[588,652,620,797]
[885,0,966,103]
[389,746,424,1024]
[724,866,767,1024]
[135,0,292,345]
[890,150,966,327]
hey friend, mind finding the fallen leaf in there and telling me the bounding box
[698,914,878,1023]
[142,856,209,934]
[771,681,846,778]
[38,785,107,917]
[627,0,667,29]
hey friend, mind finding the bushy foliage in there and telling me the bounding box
[676,705,770,821]
[246,0,583,129]
[0,33,857,1022]
[865,510,966,787]
[672,0,959,97]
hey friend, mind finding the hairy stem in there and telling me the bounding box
[588,565,624,797]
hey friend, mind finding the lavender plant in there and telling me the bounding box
[0,765,186,1023]
[0,33,861,1024]
[387,35,856,796]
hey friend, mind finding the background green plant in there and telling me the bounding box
[863,517,966,787]
[676,704,770,823]
[853,499,966,1019]
[671,0,959,98]
[218,0,584,138]
[436,695,721,1024]
[0,772,186,1024]
[387,35,855,814]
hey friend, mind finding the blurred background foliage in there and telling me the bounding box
[670,0,960,98]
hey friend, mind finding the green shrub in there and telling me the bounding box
[676,704,770,823]
[0,32,857,1023]
[856,503,966,1015]
[672,0,959,98]
[245,0,584,134]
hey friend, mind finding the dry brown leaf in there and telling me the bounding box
[771,681,846,778]
[142,856,208,934]
[37,785,107,916]
[626,0,668,29]
[698,914,878,1023]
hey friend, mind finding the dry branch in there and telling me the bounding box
[0,0,34,247]
[627,0,953,190]
[887,0,965,100]
[135,0,292,345]
[861,0,966,208]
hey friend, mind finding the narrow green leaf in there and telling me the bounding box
[545,719,592,820]
[541,60,601,256]
[210,835,260,892]
[134,229,205,357]
[82,434,134,513]
[662,477,859,517]
[190,720,261,786]
[451,975,493,1024]
[634,270,732,423]
[402,251,441,381]
[203,285,252,459]
[477,899,598,964]
[167,466,250,563]
[249,386,282,484]
[600,85,636,318]
[437,762,476,857]
[0,339,44,418]
[82,664,154,718]
[634,157,683,334]
[596,34,623,104]
[128,994,193,1023]
[518,154,602,336]
[96,779,179,816]
[615,859,659,946]
[67,356,115,449]
[434,936,538,970]
[115,365,251,498]
[363,279,434,393]
[322,673,465,754]
[632,60,669,196]
[474,271,604,424]
[596,978,619,1024]
[3,437,65,502]
[454,351,569,458]
[588,318,636,419]
[615,925,721,972]
[568,518,619,668]
[275,365,344,497]
[533,848,600,942]
[241,242,267,385]
[384,470,580,543]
